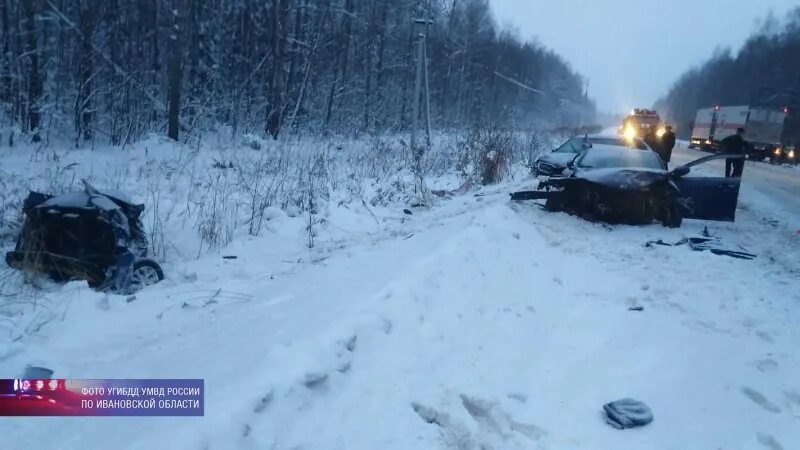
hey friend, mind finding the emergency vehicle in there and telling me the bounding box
[689,105,788,160]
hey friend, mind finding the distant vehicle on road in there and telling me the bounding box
[534,134,650,176]
[769,144,797,165]
[689,105,788,160]
[620,108,666,140]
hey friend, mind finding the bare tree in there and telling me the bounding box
[75,0,94,143]
[167,1,183,141]
[21,0,42,142]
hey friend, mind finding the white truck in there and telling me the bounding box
[689,105,787,160]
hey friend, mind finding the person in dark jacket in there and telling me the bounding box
[660,125,676,167]
[719,128,750,177]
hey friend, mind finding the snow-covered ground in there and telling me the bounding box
[1,136,799,450]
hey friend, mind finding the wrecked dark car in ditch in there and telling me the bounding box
[5,182,164,293]
[513,144,745,228]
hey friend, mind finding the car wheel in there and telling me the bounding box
[661,202,683,228]
[129,259,164,291]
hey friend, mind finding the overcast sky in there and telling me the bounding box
[490,0,798,114]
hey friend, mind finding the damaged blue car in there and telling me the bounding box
[513,145,745,228]
[5,182,164,293]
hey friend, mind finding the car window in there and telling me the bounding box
[553,138,584,153]
[577,149,664,169]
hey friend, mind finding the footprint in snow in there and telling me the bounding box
[785,390,800,417]
[741,387,782,413]
[302,372,328,390]
[755,358,779,373]
[460,394,545,441]
[756,330,774,343]
[253,390,274,413]
[757,432,784,450]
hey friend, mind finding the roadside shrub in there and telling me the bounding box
[461,127,516,185]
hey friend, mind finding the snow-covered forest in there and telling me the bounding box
[0,0,594,146]
[656,7,800,141]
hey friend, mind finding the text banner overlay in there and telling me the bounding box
[0,379,204,416]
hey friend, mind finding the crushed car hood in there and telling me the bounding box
[573,167,670,190]
[538,152,577,168]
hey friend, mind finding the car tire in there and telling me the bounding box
[661,202,683,228]
[129,259,164,291]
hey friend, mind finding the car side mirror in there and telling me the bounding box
[671,165,690,177]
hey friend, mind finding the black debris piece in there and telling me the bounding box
[603,398,653,430]
[628,306,644,311]
[403,209,413,215]
[644,235,756,260]
[23,366,54,379]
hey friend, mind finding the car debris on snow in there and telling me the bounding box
[603,398,654,429]
[22,366,54,379]
[644,232,756,260]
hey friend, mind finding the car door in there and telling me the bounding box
[672,154,743,221]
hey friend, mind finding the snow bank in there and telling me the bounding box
[1,134,797,450]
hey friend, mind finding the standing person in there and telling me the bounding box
[719,127,750,177]
[660,125,677,168]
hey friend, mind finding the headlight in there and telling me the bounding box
[656,127,666,138]
[774,148,781,156]
[789,150,795,159]
[623,126,636,140]
[705,139,712,144]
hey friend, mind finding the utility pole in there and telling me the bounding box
[410,15,433,205]
[411,17,432,151]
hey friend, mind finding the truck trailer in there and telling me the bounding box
[689,105,787,160]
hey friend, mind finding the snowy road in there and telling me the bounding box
[2,154,800,449]
[671,143,800,228]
